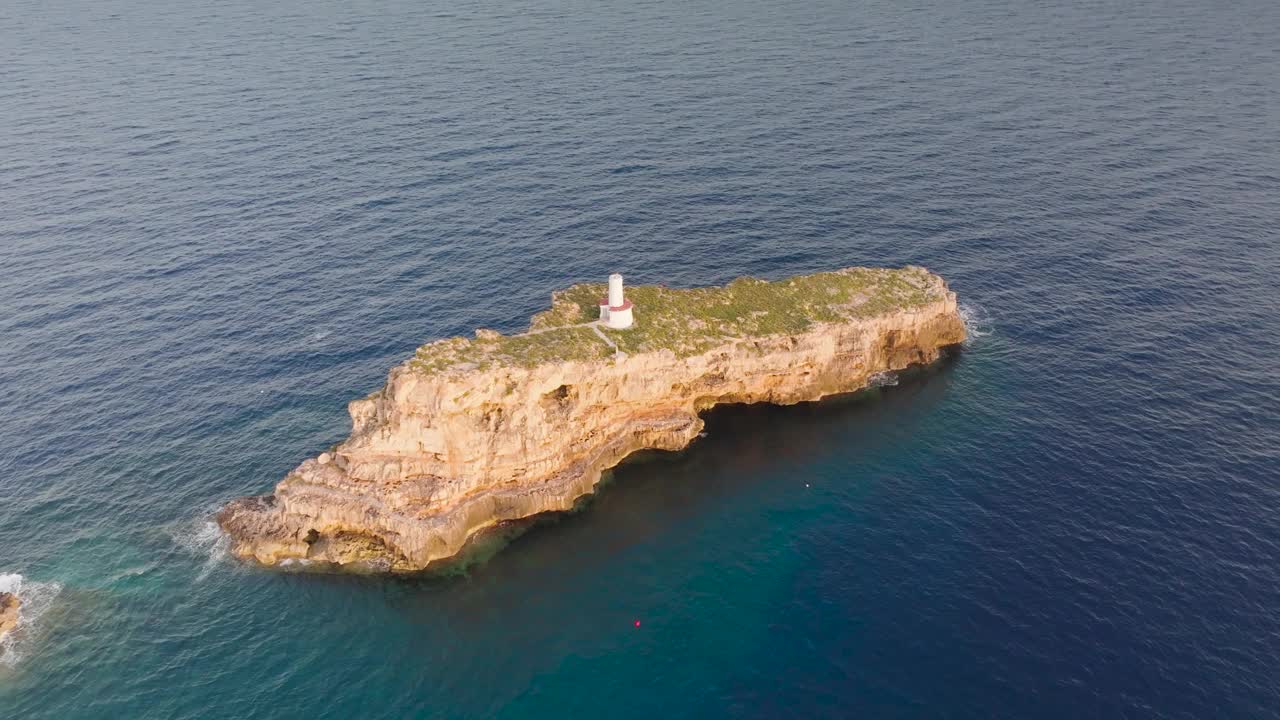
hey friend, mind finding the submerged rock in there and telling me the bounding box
[0,592,19,637]
[218,266,966,572]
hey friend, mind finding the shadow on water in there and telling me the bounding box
[401,350,966,589]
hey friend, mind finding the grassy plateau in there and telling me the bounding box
[408,266,943,375]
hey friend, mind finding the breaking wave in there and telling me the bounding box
[959,302,993,346]
[0,573,64,668]
[171,520,231,583]
[869,371,899,387]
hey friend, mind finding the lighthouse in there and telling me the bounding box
[598,273,634,329]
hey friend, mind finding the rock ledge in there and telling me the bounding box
[0,592,19,637]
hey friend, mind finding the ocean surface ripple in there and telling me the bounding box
[1,0,1278,717]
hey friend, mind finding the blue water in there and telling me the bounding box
[2,0,1279,716]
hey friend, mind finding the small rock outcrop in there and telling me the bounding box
[218,266,966,572]
[0,592,19,637]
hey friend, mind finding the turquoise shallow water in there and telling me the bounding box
[2,0,1279,717]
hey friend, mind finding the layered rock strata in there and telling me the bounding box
[218,266,965,572]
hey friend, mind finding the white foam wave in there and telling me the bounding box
[869,371,899,387]
[959,302,993,345]
[171,520,231,582]
[0,573,64,668]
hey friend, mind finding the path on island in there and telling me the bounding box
[587,323,624,359]
[515,319,627,360]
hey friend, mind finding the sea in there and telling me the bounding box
[1,0,1278,717]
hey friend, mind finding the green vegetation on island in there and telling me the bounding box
[409,266,943,375]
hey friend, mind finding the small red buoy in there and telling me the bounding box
[634,620,641,628]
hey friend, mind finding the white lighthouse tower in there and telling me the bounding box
[598,273,634,329]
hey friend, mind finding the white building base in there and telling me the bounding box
[605,304,633,329]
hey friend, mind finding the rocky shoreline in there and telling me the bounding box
[0,592,19,638]
[217,266,966,572]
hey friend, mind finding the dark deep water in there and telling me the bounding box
[2,0,1279,717]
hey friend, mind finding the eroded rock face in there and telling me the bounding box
[0,592,19,637]
[218,268,966,572]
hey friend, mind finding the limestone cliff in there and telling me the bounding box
[218,266,965,572]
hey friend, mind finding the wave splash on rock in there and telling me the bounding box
[959,302,993,344]
[170,520,232,583]
[0,573,63,668]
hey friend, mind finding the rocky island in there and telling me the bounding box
[0,592,19,638]
[218,266,965,572]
